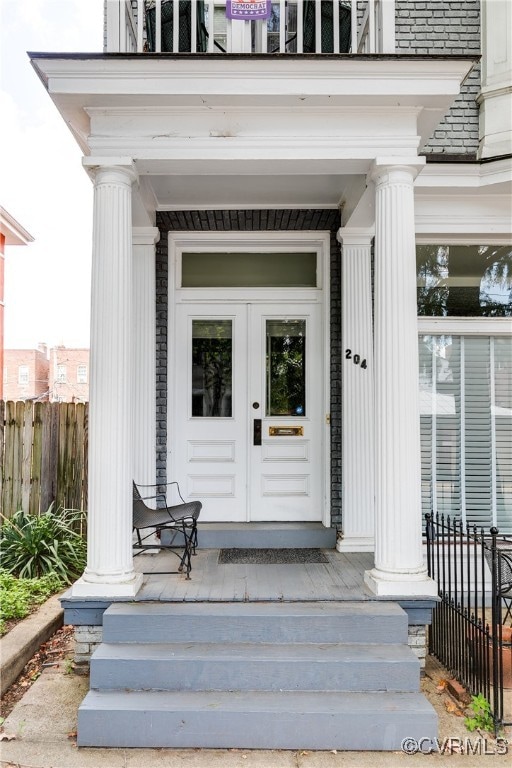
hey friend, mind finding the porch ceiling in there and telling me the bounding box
[148,172,360,210]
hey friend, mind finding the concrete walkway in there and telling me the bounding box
[1,657,510,768]
[0,595,63,696]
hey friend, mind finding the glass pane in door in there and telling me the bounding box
[266,320,306,416]
[192,320,232,417]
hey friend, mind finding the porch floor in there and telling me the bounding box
[134,548,375,602]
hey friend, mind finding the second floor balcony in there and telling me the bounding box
[106,0,396,55]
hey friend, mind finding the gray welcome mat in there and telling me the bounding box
[218,548,328,565]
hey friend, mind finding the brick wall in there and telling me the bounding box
[4,347,90,403]
[155,209,343,528]
[48,347,89,403]
[4,348,49,401]
[395,0,481,155]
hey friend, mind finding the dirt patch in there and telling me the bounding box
[0,624,74,721]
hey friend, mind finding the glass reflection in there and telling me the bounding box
[266,320,306,417]
[417,245,512,317]
[192,320,232,417]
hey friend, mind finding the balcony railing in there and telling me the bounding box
[105,1,396,55]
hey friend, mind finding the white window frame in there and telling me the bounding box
[18,365,29,385]
[77,364,88,384]
[416,237,512,531]
[56,364,67,384]
[168,230,332,528]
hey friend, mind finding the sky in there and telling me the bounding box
[1,0,104,349]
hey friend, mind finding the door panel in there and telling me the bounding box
[173,302,323,522]
[249,304,322,521]
[174,305,248,521]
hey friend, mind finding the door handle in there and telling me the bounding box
[253,419,262,446]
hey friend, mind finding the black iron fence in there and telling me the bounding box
[425,513,512,733]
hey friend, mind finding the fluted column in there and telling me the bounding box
[72,159,143,597]
[133,227,159,488]
[337,229,374,552]
[364,160,437,597]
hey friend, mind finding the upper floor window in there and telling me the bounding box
[18,365,29,385]
[77,364,88,384]
[417,245,512,318]
[56,365,67,383]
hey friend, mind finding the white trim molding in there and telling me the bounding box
[133,226,160,488]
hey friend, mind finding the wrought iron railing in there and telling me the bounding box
[425,513,512,734]
[105,0,395,54]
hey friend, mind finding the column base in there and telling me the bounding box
[364,567,438,597]
[70,572,143,598]
[336,536,374,553]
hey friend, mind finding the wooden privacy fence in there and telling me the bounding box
[0,401,88,519]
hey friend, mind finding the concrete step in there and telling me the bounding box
[78,689,437,750]
[103,601,408,645]
[90,641,420,693]
[195,522,336,549]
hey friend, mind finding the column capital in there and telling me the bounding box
[337,227,374,247]
[369,156,426,186]
[82,157,138,186]
[132,227,160,247]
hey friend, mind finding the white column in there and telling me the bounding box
[337,229,375,552]
[133,227,159,487]
[364,159,437,597]
[72,159,143,597]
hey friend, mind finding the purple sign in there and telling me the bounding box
[226,1,271,21]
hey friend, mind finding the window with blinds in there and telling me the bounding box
[419,335,512,533]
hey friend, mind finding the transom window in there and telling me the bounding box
[181,251,317,288]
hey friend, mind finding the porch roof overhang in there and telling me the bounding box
[30,53,476,214]
[414,157,512,240]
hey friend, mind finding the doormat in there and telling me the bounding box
[218,548,328,564]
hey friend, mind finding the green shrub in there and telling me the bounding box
[0,505,87,583]
[0,570,63,635]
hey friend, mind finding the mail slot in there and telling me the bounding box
[269,426,304,437]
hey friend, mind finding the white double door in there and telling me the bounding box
[172,301,324,522]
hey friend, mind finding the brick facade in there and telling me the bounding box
[395,0,481,155]
[4,347,49,401]
[48,347,90,403]
[3,346,89,402]
[155,209,343,528]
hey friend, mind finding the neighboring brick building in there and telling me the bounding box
[3,345,89,402]
[4,345,49,401]
[48,346,90,403]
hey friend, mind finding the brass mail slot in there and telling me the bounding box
[269,426,304,437]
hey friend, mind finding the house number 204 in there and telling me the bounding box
[345,349,367,369]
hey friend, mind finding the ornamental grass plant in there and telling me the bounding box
[0,505,87,583]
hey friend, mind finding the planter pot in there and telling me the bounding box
[468,625,512,689]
